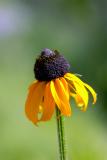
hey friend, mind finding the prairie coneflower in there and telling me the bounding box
[25,48,97,124]
[25,48,97,160]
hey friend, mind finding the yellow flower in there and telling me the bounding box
[25,49,97,124]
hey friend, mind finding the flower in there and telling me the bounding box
[25,48,97,124]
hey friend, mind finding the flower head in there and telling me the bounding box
[25,48,97,124]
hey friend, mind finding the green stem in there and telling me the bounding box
[56,108,67,160]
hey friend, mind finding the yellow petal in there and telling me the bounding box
[84,83,97,104]
[66,75,88,111]
[60,77,70,100]
[74,82,88,111]
[75,95,84,107]
[40,82,55,121]
[25,81,45,124]
[68,83,76,94]
[65,72,97,110]
[50,79,71,116]
[65,73,84,86]
[70,92,84,107]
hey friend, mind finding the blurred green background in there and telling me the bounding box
[0,0,107,160]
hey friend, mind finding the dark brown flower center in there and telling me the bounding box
[34,48,70,81]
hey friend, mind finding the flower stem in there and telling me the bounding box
[56,108,67,160]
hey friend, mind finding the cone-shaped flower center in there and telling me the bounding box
[34,48,70,81]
